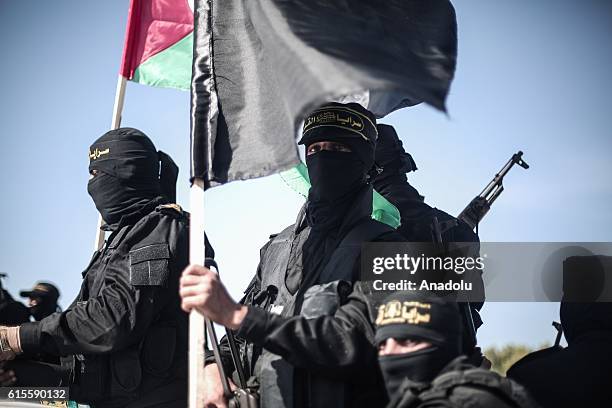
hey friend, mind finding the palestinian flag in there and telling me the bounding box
[120,0,194,90]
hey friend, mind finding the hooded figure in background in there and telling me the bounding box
[0,128,213,408]
[372,124,484,359]
[185,102,405,408]
[19,282,61,321]
[508,255,612,408]
[372,124,478,246]
[0,284,30,326]
[376,291,538,408]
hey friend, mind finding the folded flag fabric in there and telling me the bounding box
[190,0,457,186]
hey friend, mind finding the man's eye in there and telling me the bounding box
[307,145,320,155]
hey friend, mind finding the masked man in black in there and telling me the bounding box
[375,291,538,408]
[372,124,485,361]
[180,102,404,408]
[372,124,478,244]
[19,282,61,321]
[0,128,210,407]
[507,255,612,408]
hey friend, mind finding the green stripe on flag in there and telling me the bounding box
[132,33,193,90]
[279,163,401,229]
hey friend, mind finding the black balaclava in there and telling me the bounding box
[371,124,431,221]
[30,299,57,321]
[374,124,417,181]
[289,103,377,294]
[299,102,377,232]
[375,292,462,398]
[560,256,612,345]
[19,282,60,321]
[87,128,178,229]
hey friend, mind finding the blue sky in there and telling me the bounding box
[1,1,611,349]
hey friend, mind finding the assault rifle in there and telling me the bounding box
[451,151,529,359]
[458,151,529,232]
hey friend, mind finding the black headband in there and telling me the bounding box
[299,102,378,146]
[89,127,178,202]
[375,292,462,352]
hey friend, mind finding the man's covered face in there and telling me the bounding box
[377,337,455,398]
[299,102,378,204]
[87,128,162,226]
[305,140,368,202]
[28,296,56,321]
[87,171,160,226]
[373,124,417,183]
[375,293,463,398]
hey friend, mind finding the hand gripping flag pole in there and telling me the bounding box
[189,178,206,408]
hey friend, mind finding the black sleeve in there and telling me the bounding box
[21,276,165,356]
[20,214,187,356]
[235,285,378,378]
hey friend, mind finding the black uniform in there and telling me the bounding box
[16,128,207,407]
[19,200,192,406]
[210,103,404,408]
[387,357,539,408]
[507,256,612,408]
[508,334,612,408]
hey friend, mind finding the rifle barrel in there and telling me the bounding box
[459,151,529,229]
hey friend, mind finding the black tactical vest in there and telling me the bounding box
[249,207,394,408]
[389,357,539,408]
[66,204,192,407]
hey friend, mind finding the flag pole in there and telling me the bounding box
[93,75,128,251]
[189,177,206,408]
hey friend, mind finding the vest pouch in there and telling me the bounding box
[141,325,177,377]
[301,280,351,319]
[129,243,171,287]
[109,347,142,396]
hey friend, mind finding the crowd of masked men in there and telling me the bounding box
[1,103,610,408]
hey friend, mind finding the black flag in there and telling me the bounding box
[191,0,457,186]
